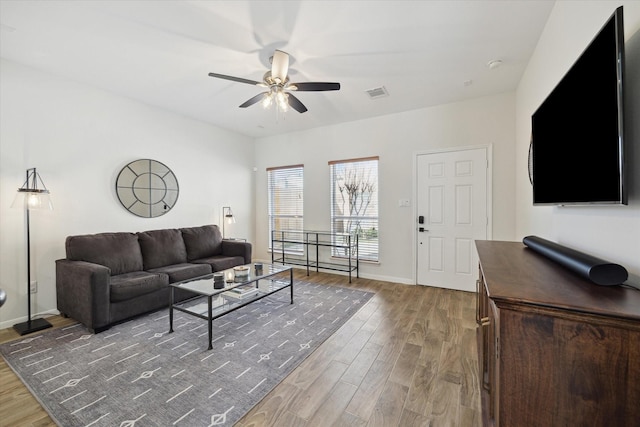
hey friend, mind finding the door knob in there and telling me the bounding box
[418,228,429,232]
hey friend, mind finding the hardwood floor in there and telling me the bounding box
[0,315,76,426]
[0,271,481,426]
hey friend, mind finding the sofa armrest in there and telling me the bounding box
[221,240,252,264]
[56,259,111,332]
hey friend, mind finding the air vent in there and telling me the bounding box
[365,86,389,99]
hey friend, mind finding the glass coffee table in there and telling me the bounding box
[169,263,293,350]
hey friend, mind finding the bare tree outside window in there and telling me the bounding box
[330,158,379,261]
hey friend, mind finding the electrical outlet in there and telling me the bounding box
[30,280,37,294]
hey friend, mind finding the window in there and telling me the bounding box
[267,164,304,253]
[329,157,379,261]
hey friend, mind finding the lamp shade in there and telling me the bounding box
[11,168,53,210]
[12,189,53,210]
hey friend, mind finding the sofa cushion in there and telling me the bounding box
[138,228,188,270]
[193,255,245,272]
[181,225,223,261]
[110,271,169,302]
[147,263,211,283]
[66,232,143,275]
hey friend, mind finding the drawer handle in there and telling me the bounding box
[481,317,490,326]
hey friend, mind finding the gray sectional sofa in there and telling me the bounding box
[55,225,251,333]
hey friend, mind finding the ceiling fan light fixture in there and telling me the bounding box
[208,49,340,115]
[275,90,289,112]
[262,93,273,108]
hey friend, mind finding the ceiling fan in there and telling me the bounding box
[208,50,340,113]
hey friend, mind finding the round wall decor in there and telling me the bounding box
[116,159,179,218]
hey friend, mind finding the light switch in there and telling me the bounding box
[398,199,411,207]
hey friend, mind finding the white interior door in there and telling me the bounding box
[416,148,488,291]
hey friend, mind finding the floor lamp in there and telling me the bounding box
[11,168,54,335]
[222,206,235,239]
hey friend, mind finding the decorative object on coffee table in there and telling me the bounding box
[213,272,225,289]
[115,159,179,218]
[254,262,263,275]
[233,265,250,280]
[11,168,54,335]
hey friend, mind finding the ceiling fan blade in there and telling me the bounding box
[208,72,262,86]
[239,92,269,108]
[287,93,308,113]
[289,82,341,91]
[271,50,289,83]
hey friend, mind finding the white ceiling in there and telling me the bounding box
[0,0,555,138]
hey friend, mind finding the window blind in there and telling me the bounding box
[329,157,379,261]
[267,165,304,253]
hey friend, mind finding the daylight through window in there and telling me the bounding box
[267,165,304,254]
[329,157,379,261]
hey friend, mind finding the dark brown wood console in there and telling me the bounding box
[476,240,640,427]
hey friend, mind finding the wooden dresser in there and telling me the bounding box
[475,240,640,427]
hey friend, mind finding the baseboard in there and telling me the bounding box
[255,258,414,285]
[362,274,414,285]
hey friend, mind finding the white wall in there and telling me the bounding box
[515,2,640,283]
[254,92,517,284]
[0,59,255,328]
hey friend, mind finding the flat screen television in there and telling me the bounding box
[531,6,626,205]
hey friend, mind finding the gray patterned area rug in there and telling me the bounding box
[1,281,372,426]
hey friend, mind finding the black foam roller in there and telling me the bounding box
[522,235,628,286]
